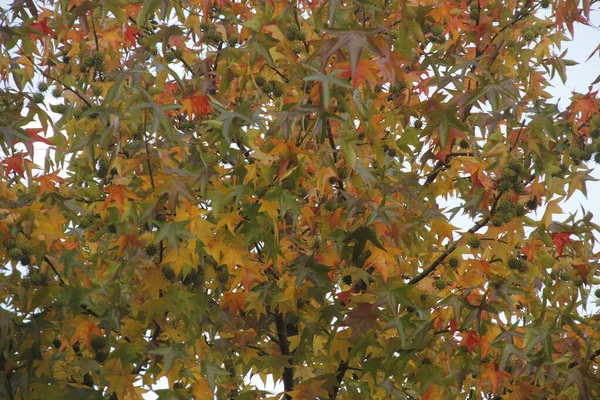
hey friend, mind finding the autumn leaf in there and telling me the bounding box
[551,232,572,257]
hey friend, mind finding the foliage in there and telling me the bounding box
[1,0,600,398]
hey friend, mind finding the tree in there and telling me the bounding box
[1,0,600,398]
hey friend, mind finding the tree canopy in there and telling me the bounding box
[1,0,600,398]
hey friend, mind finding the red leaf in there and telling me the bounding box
[460,330,481,353]
[24,127,52,146]
[450,318,457,334]
[551,232,572,257]
[181,92,213,119]
[336,290,352,306]
[123,25,141,48]
[28,18,55,42]
[2,153,28,176]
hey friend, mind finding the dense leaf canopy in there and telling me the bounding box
[1,0,600,398]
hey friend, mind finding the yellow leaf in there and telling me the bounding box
[541,198,563,228]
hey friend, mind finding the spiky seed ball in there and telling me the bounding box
[255,186,267,198]
[200,21,212,31]
[508,158,525,173]
[285,313,299,326]
[285,24,299,41]
[492,217,504,227]
[432,25,444,37]
[38,82,49,92]
[51,87,62,98]
[512,182,525,194]
[515,205,527,217]
[217,267,229,284]
[29,273,48,286]
[204,29,223,44]
[337,167,349,180]
[522,28,536,41]
[296,30,306,41]
[324,200,337,212]
[297,187,308,199]
[459,139,469,149]
[342,275,352,285]
[282,178,295,190]
[32,93,45,104]
[145,244,157,256]
[501,167,518,182]
[387,148,397,157]
[574,276,583,287]
[164,52,176,63]
[271,84,284,98]
[498,180,512,192]
[508,258,523,270]
[541,0,550,8]
[448,256,460,268]
[8,247,23,261]
[51,104,67,114]
[507,39,517,48]
[228,34,239,47]
[96,158,109,178]
[497,199,515,213]
[254,75,267,87]
[468,237,481,249]
[434,278,447,290]
[413,119,423,129]
[291,42,302,54]
[162,266,176,281]
[526,198,538,210]
[172,48,184,59]
[388,29,400,40]
[354,254,367,268]
[91,335,106,351]
[78,213,95,229]
[558,270,570,281]
[95,350,107,363]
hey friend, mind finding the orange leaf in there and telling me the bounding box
[103,184,141,207]
[34,170,65,194]
[181,92,213,119]
[2,153,29,176]
[339,59,380,88]
[69,316,102,350]
[221,291,246,314]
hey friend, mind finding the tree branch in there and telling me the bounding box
[274,312,294,398]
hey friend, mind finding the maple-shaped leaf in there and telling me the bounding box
[181,91,213,119]
[103,184,142,207]
[315,28,384,79]
[551,232,572,257]
[478,362,511,394]
[34,170,65,194]
[123,25,140,48]
[154,220,193,248]
[342,302,379,341]
[157,175,197,214]
[69,316,102,350]
[2,153,30,176]
[27,17,55,42]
